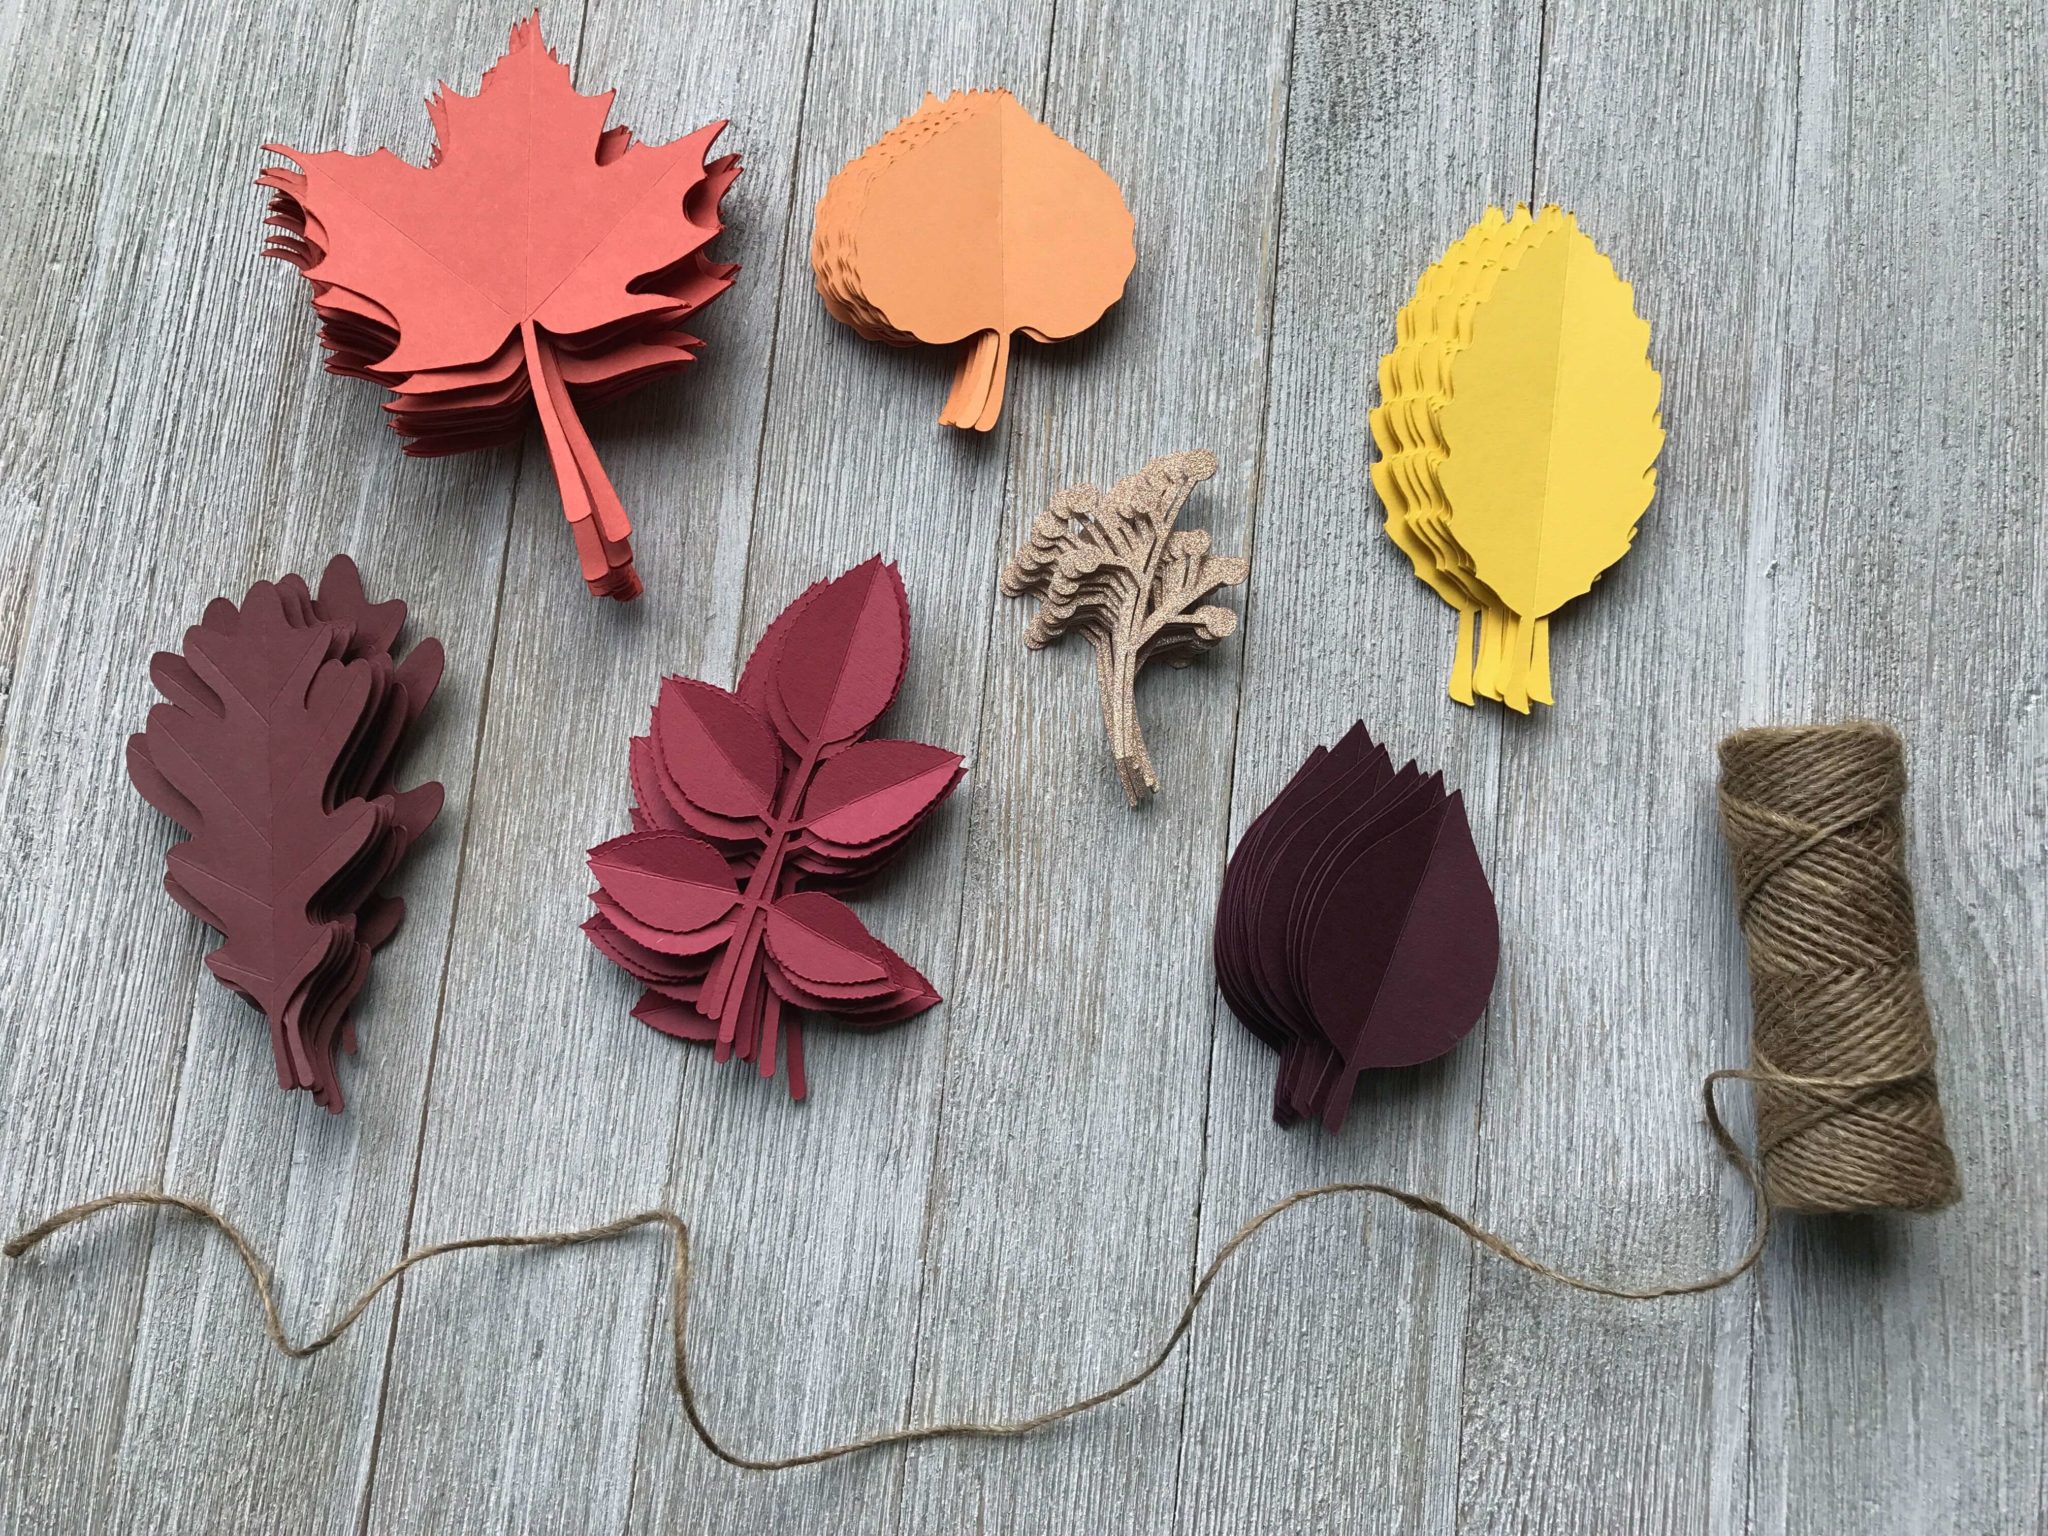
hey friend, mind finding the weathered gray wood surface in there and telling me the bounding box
[1,0,2042,1531]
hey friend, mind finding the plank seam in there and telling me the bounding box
[1165,0,1301,1520]
[880,14,1064,1532]
[614,0,827,1525]
[350,443,526,1536]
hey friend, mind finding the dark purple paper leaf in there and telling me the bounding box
[1212,724,1498,1132]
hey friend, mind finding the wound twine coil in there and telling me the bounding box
[1717,720,1959,1212]
[4,721,1957,1470]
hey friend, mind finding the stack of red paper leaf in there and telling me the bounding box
[260,16,740,600]
[127,557,444,1111]
[1213,724,1499,1132]
[582,558,963,1098]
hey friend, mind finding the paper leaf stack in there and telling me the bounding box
[1370,205,1663,710]
[582,559,962,1099]
[260,15,741,601]
[1001,450,1247,805]
[126,557,444,1112]
[812,88,1135,430]
[1213,724,1498,1132]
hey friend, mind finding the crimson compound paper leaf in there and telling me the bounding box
[799,739,963,847]
[653,678,782,821]
[765,891,891,986]
[588,829,742,933]
[583,557,957,1100]
[773,557,909,753]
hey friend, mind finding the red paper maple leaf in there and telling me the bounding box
[260,14,739,600]
[581,559,963,1099]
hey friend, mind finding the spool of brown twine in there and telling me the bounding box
[3,721,1960,1470]
[1717,720,1960,1212]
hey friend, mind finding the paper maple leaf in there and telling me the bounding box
[581,559,963,1100]
[260,14,740,600]
[1001,450,1248,805]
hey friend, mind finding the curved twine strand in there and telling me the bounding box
[2,1071,1811,1473]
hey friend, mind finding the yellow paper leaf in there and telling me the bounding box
[1437,216,1663,627]
[1369,206,1545,702]
[1370,205,1662,712]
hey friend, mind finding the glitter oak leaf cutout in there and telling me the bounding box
[1000,450,1248,805]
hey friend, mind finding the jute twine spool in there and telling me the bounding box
[4,721,1960,1469]
[1717,720,1959,1212]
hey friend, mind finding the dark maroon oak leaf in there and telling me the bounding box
[127,559,442,1111]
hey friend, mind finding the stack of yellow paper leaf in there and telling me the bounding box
[1370,205,1663,712]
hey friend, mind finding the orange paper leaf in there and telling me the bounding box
[811,89,1135,430]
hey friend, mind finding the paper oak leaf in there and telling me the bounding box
[1000,450,1248,805]
[584,559,962,1099]
[1212,724,1498,1132]
[260,14,740,601]
[127,557,444,1112]
[812,88,1135,430]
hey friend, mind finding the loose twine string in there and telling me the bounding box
[3,721,1957,1471]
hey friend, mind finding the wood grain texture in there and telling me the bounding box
[1739,3,2048,1532]
[1,0,2043,1532]
[1172,3,1532,1533]
[890,0,1294,1529]
[620,4,1056,1532]
[358,5,818,1531]
[1450,6,1800,1533]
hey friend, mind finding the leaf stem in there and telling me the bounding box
[706,737,821,1063]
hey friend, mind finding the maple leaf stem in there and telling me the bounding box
[520,320,640,602]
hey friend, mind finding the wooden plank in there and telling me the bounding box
[0,2,515,1531]
[1450,5,1802,1532]
[0,4,208,1524]
[0,0,138,720]
[884,1,1294,1531]
[357,5,823,1530]
[1167,2,1537,1531]
[617,5,1059,1531]
[3,0,2044,1529]
[85,7,584,1531]
[1743,3,2048,1531]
